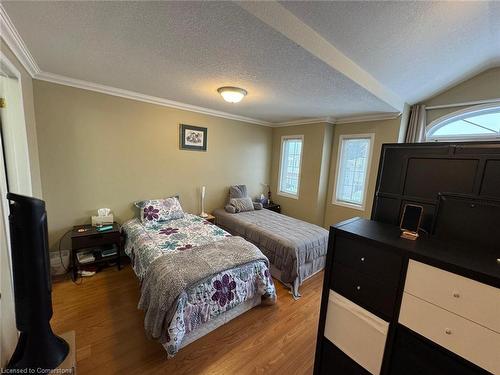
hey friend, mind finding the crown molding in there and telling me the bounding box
[334,112,401,124]
[35,73,399,128]
[272,117,335,127]
[0,5,41,77]
[270,113,401,127]
[35,72,273,126]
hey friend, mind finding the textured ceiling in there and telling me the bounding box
[281,1,500,104]
[2,1,395,123]
[2,1,499,124]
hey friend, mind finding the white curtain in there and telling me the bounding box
[405,104,427,143]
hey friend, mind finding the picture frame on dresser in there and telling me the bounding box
[399,203,423,240]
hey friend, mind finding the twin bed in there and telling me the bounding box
[122,192,328,357]
[214,208,328,298]
[123,213,275,357]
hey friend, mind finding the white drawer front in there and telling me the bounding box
[404,260,500,333]
[324,290,389,375]
[399,292,500,374]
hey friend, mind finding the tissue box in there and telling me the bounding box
[91,214,114,227]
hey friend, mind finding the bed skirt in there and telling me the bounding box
[174,295,263,351]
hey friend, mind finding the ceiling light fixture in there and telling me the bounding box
[217,86,247,103]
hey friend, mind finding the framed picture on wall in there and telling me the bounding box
[179,124,207,151]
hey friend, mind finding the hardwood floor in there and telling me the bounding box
[51,265,323,374]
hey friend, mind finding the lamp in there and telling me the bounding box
[200,186,208,218]
[217,86,247,103]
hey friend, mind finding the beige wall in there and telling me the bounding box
[0,38,42,197]
[33,80,272,248]
[423,67,500,125]
[323,118,401,228]
[270,122,333,226]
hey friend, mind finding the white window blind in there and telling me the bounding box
[279,136,303,198]
[334,135,373,208]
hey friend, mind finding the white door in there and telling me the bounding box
[0,75,32,196]
[0,76,21,366]
[0,148,16,367]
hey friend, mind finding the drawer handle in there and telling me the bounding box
[445,328,452,335]
[360,257,365,262]
[452,291,460,298]
[356,285,361,291]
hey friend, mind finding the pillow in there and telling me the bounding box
[224,204,237,214]
[229,197,254,213]
[229,185,248,199]
[136,197,184,224]
[134,194,180,209]
[253,202,263,210]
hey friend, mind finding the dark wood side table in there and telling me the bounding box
[70,223,122,281]
[263,202,281,213]
[201,213,216,224]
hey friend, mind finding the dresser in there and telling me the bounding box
[314,218,500,375]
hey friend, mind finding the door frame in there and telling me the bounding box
[0,50,32,196]
[0,50,33,366]
[0,118,16,366]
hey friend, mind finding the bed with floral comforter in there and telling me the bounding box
[122,214,276,357]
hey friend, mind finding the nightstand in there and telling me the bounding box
[263,202,281,213]
[201,213,216,224]
[71,223,122,281]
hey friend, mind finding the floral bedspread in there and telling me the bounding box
[123,214,229,279]
[122,214,276,357]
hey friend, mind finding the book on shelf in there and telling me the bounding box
[76,251,95,264]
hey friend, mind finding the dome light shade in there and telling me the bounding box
[217,86,247,103]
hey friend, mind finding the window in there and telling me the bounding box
[333,134,374,210]
[278,135,303,199]
[426,104,500,142]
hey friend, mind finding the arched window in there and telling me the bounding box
[426,103,500,142]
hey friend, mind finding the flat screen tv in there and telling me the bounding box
[6,192,68,369]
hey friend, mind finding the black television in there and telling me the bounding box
[6,193,68,369]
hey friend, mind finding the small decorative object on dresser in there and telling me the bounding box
[179,124,207,151]
[399,204,423,240]
[71,223,122,281]
[263,202,281,213]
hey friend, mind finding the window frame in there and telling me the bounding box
[426,103,500,142]
[332,133,375,211]
[277,135,304,200]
